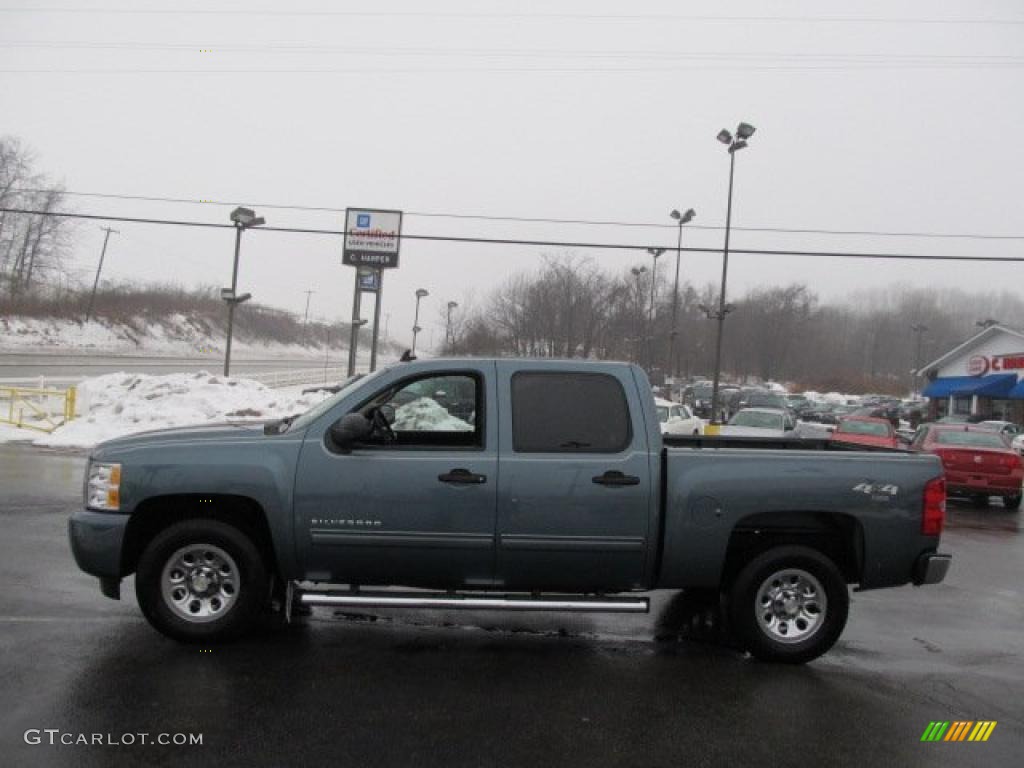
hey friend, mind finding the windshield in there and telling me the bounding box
[656,406,669,422]
[728,411,783,430]
[839,420,891,437]
[934,431,1008,448]
[748,393,787,408]
[286,368,390,432]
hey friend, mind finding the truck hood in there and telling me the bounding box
[93,422,268,453]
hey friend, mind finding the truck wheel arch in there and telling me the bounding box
[721,511,865,589]
[120,494,279,581]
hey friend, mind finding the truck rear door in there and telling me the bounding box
[494,362,654,591]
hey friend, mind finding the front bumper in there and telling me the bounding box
[913,552,952,585]
[69,508,129,580]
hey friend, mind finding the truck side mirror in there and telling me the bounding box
[329,413,372,453]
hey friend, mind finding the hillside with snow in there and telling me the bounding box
[1,314,331,359]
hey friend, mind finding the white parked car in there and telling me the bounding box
[654,397,704,436]
[974,421,1023,456]
[719,407,797,438]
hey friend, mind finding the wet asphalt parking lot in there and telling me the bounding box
[0,444,1021,767]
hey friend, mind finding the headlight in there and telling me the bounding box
[86,461,122,511]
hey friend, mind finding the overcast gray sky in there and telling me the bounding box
[2,0,1023,348]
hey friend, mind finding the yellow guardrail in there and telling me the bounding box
[0,385,77,433]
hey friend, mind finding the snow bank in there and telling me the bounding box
[393,397,473,431]
[35,371,333,449]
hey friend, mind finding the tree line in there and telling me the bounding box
[443,254,1024,394]
[0,136,73,298]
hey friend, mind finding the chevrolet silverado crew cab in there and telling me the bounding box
[70,359,951,663]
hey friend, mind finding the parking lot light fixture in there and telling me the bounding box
[911,323,929,396]
[709,122,755,425]
[630,266,647,364]
[646,248,665,369]
[412,288,429,356]
[223,207,265,377]
[668,208,695,380]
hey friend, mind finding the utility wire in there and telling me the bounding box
[3,207,1023,263]
[5,63,1024,73]
[4,42,1021,64]
[0,9,1021,24]
[9,188,1024,241]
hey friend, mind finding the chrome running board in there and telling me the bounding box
[297,590,649,613]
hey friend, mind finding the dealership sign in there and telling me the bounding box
[967,353,1024,376]
[343,208,403,268]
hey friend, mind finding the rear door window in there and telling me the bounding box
[511,372,631,453]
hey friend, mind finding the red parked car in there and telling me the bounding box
[831,416,898,449]
[911,425,1023,509]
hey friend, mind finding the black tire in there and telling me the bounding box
[135,519,269,643]
[1003,493,1022,510]
[972,494,990,508]
[728,545,849,664]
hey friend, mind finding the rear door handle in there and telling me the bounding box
[438,468,487,485]
[592,471,641,487]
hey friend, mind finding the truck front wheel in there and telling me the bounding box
[135,519,269,643]
[728,545,849,664]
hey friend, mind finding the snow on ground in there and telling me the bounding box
[0,372,474,449]
[393,397,473,431]
[15,371,334,449]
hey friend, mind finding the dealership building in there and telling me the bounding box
[917,324,1024,422]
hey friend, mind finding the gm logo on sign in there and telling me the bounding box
[921,721,997,742]
[357,214,371,228]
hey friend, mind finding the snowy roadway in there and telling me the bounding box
[0,352,339,387]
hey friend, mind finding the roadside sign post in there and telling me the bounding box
[343,209,402,375]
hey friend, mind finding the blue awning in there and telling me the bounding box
[1009,380,1024,399]
[922,374,1018,398]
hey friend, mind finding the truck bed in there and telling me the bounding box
[663,435,907,452]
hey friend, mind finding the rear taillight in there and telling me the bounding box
[1000,454,1022,469]
[922,477,946,536]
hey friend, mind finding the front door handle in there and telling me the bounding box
[592,470,640,487]
[438,468,487,485]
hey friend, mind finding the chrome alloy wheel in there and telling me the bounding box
[755,568,827,644]
[160,543,239,623]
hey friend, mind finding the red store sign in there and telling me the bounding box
[968,353,1024,376]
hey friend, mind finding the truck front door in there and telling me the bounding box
[494,364,654,592]
[293,364,498,588]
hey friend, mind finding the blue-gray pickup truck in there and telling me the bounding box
[70,359,951,663]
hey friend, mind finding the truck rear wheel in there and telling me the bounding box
[728,545,849,664]
[135,519,269,643]
[1004,493,1022,510]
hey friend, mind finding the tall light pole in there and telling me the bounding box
[630,266,647,364]
[911,323,929,396]
[708,122,755,427]
[411,288,429,356]
[223,207,264,376]
[668,208,695,385]
[646,248,664,370]
[446,300,459,352]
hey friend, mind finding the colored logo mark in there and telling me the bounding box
[921,721,997,742]
[357,214,371,227]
